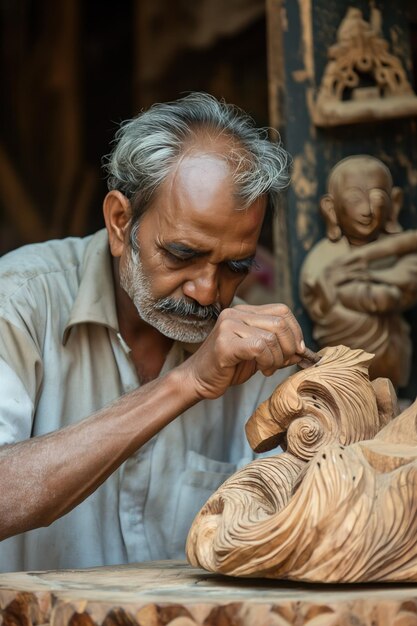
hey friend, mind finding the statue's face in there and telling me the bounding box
[333,161,392,245]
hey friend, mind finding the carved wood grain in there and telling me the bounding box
[187,346,417,583]
[2,564,417,626]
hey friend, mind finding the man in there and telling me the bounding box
[300,154,417,388]
[0,93,305,572]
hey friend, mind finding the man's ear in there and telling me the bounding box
[320,194,341,241]
[103,191,132,257]
[385,186,403,234]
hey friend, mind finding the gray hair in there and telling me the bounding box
[103,92,290,225]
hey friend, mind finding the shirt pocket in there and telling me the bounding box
[169,450,236,559]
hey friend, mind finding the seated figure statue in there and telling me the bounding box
[186,346,417,583]
[299,155,417,388]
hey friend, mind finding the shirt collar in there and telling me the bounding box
[63,229,119,344]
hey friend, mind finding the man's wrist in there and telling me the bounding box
[163,364,204,411]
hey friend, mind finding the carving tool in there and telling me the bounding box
[297,347,321,369]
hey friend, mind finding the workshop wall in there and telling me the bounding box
[0,0,268,252]
[268,0,417,397]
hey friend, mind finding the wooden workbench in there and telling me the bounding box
[1,561,417,626]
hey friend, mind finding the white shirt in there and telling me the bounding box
[0,230,289,572]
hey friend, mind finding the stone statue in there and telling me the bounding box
[299,155,417,389]
[186,346,417,583]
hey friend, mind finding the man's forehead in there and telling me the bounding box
[162,151,239,218]
[171,151,232,188]
[143,139,266,232]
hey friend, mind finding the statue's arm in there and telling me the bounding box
[301,255,371,318]
[338,281,402,313]
[338,253,417,313]
[304,249,417,315]
[367,254,417,310]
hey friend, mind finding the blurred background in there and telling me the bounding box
[0,0,270,253]
[1,0,417,393]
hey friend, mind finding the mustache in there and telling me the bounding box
[154,297,221,321]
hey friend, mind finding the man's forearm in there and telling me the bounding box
[0,367,199,541]
[0,302,305,542]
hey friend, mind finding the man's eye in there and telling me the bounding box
[164,251,191,264]
[226,259,258,274]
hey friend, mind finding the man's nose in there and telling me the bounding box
[182,265,220,306]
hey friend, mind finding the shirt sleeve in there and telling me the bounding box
[0,315,43,445]
[0,357,34,445]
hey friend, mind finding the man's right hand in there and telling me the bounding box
[179,303,304,400]
[0,302,303,541]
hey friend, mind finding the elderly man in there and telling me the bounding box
[0,93,304,572]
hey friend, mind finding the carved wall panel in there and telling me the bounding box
[312,7,417,126]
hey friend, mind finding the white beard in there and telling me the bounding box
[119,247,218,343]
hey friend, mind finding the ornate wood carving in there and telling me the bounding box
[187,345,417,583]
[312,7,417,126]
[2,562,417,626]
[245,345,396,455]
